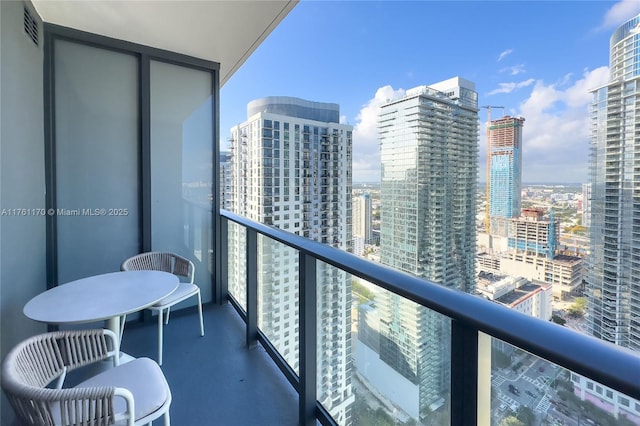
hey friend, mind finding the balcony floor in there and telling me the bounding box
[120,302,298,426]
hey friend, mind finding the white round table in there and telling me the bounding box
[24,270,179,339]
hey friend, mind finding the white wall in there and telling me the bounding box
[0,1,47,423]
[356,340,420,419]
[501,257,545,280]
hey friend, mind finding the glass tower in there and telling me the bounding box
[489,116,525,235]
[377,77,478,420]
[588,14,640,349]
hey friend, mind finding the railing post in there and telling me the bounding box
[218,216,228,305]
[450,320,478,426]
[246,227,258,349]
[477,332,492,425]
[299,252,317,426]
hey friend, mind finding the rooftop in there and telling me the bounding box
[496,282,544,305]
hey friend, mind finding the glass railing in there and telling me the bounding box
[220,209,640,426]
[490,339,640,426]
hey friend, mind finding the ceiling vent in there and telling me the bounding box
[23,5,39,46]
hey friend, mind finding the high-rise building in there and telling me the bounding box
[228,96,354,424]
[587,14,640,350]
[363,77,478,420]
[352,193,372,255]
[220,150,233,211]
[488,116,525,236]
[379,77,478,287]
[582,183,592,228]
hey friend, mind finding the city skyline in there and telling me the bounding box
[220,0,640,184]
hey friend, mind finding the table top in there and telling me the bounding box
[24,271,179,325]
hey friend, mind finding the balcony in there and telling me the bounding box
[0,1,299,424]
[3,2,640,425]
[120,303,298,426]
[10,198,640,426]
[215,210,640,425]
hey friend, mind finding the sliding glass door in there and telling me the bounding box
[54,39,140,283]
[150,60,214,303]
[46,29,218,304]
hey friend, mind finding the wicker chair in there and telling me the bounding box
[121,252,204,365]
[1,329,171,426]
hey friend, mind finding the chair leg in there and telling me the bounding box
[158,309,164,366]
[164,411,171,426]
[197,292,204,337]
[165,307,171,325]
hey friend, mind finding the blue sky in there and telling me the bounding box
[220,0,640,184]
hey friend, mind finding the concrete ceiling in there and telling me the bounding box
[31,0,298,86]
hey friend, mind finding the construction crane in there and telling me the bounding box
[481,105,504,234]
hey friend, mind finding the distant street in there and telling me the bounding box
[492,351,565,425]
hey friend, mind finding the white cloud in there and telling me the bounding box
[352,85,406,182]
[498,49,513,62]
[488,78,535,95]
[563,67,609,108]
[600,0,640,30]
[479,67,609,183]
[557,73,574,87]
[499,64,526,76]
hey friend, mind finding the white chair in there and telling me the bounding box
[121,252,204,365]
[1,329,171,426]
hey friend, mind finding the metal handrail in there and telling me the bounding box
[221,209,640,402]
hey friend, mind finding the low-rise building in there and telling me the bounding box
[570,373,640,425]
[476,272,552,321]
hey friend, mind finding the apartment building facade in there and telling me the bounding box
[362,77,478,421]
[352,193,372,255]
[582,182,592,228]
[588,14,640,350]
[228,96,354,424]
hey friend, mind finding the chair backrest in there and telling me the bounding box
[1,329,123,425]
[121,252,194,284]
